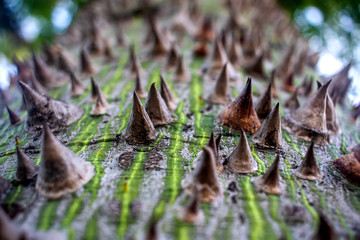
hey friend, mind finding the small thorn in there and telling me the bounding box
[220,29,230,51]
[251,103,282,149]
[90,77,108,108]
[172,55,190,83]
[252,154,284,194]
[103,39,114,62]
[208,38,228,75]
[123,92,158,145]
[207,63,232,105]
[128,45,143,76]
[312,211,337,240]
[284,89,300,110]
[42,44,57,65]
[317,80,339,134]
[88,23,103,55]
[295,140,323,180]
[269,70,278,98]
[255,82,272,121]
[29,75,47,95]
[70,72,86,97]
[193,40,208,57]
[6,105,22,126]
[181,146,222,202]
[58,49,74,73]
[195,16,215,41]
[12,57,33,84]
[282,70,295,93]
[33,52,66,88]
[325,91,339,135]
[225,128,258,173]
[301,77,313,97]
[160,75,178,111]
[178,184,204,223]
[208,132,223,172]
[80,47,95,75]
[149,25,170,57]
[117,28,128,47]
[135,73,147,99]
[90,95,108,116]
[227,35,243,67]
[165,44,178,69]
[218,77,261,134]
[307,52,320,68]
[36,123,94,199]
[14,146,38,183]
[277,43,296,78]
[244,52,266,79]
[145,83,173,126]
[15,137,20,145]
[192,132,223,173]
[327,62,352,104]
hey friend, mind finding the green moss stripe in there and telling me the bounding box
[85,122,114,203]
[335,208,355,240]
[49,84,68,100]
[340,133,349,155]
[37,200,60,230]
[115,80,135,135]
[102,57,127,95]
[147,68,160,90]
[151,101,188,221]
[116,151,147,239]
[0,122,10,139]
[66,106,92,138]
[61,115,120,230]
[115,133,164,239]
[327,145,340,159]
[250,144,266,174]
[62,193,86,228]
[309,183,328,211]
[173,218,194,240]
[117,101,132,135]
[296,181,318,229]
[70,117,104,153]
[282,130,305,157]
[282,156,297,201]
[84,212,98,240]
[224,208,233,239]
[72,59,121,105]
[165,101,187,204]
[349,192,360,213]
[4,185,22,204]
[268,195,293,240]
[240,176,277,240]
[0,123,24,154]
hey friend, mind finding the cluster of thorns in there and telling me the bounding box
[0,0,358,239]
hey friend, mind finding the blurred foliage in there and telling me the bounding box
[277,0,360,62]
[0,0,90,59]
[277,0,360,23]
